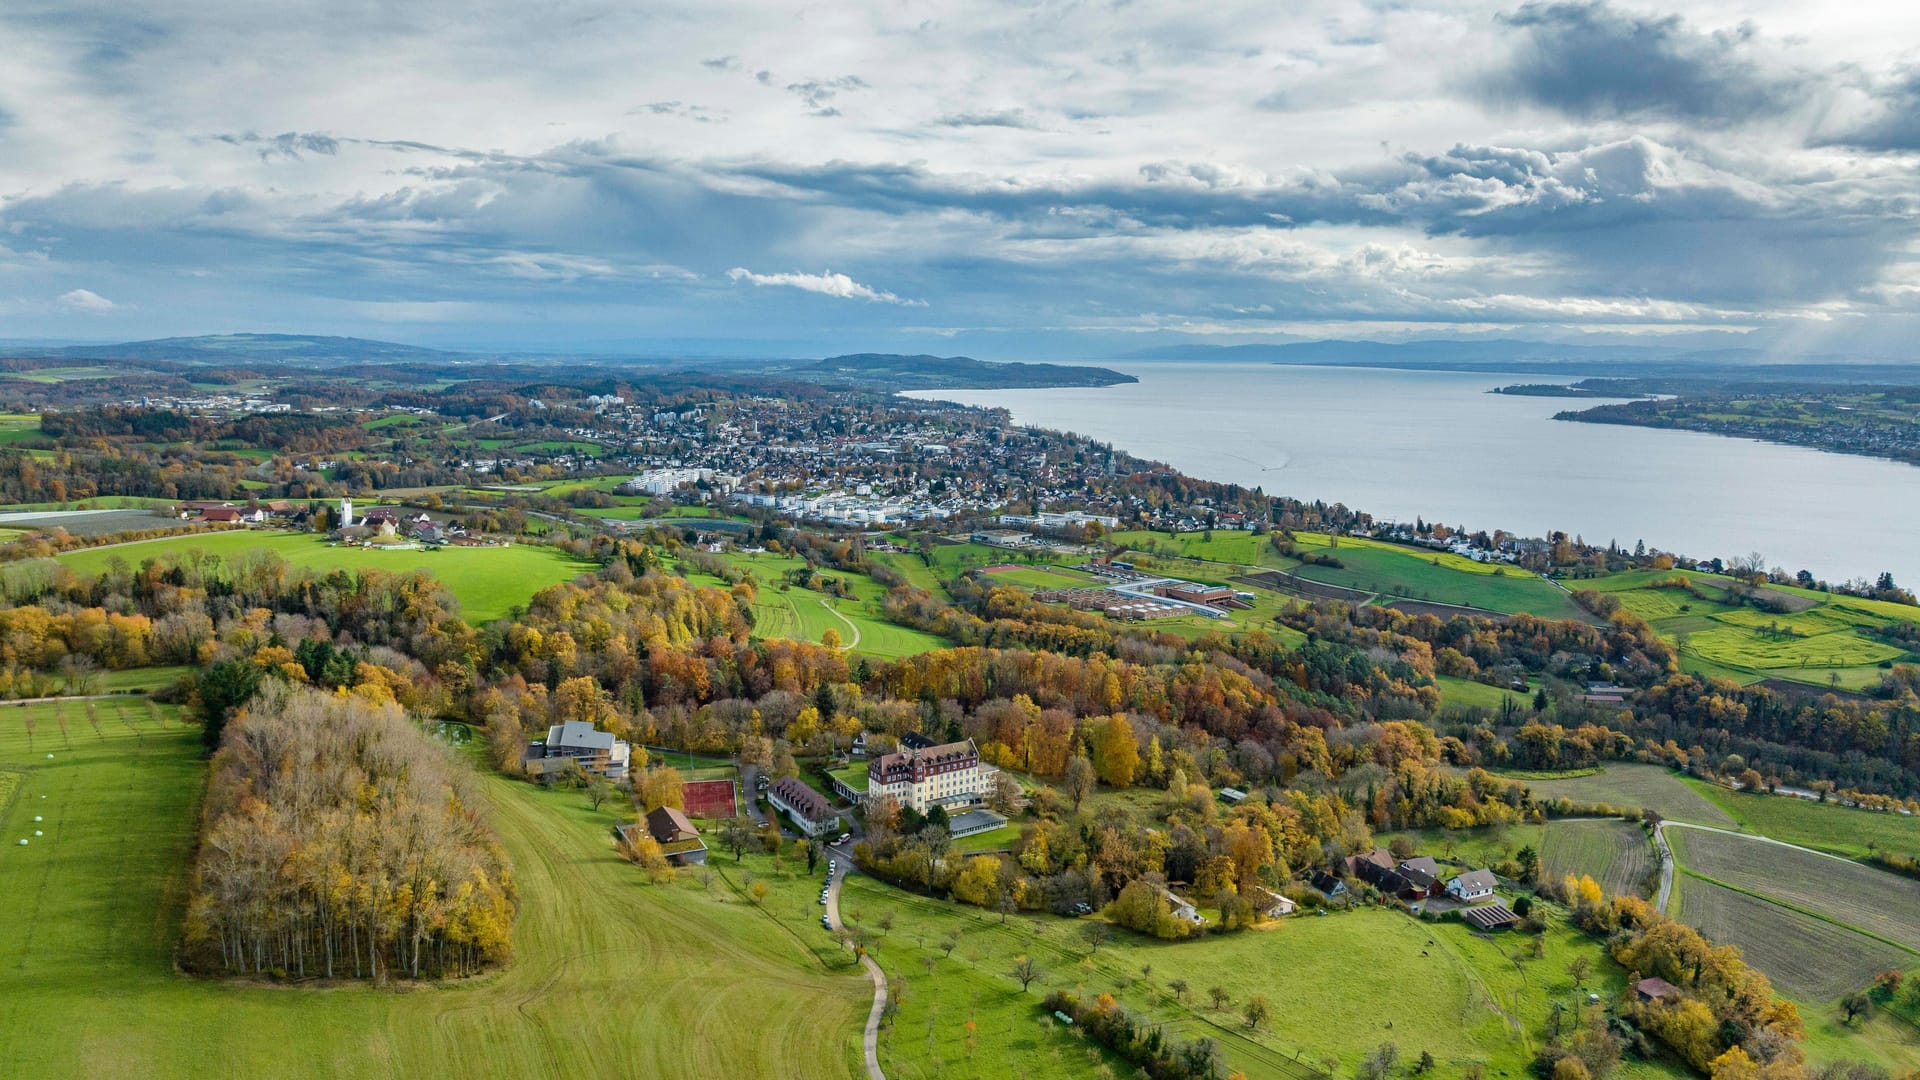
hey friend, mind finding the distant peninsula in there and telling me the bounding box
[807,353,1136,391]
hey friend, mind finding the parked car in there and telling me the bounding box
[835,833,850,844]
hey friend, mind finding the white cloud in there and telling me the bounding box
[57,288,115,312]
[726,267,925,306]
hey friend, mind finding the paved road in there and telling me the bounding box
[824,860,888,1080]
[740,764,767,824]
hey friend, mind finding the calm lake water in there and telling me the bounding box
[906,362,1920,586]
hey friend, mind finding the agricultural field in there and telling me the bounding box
[55,530,595,622]
[1510,764,1736,827]
[832,875,1679,1080]
[1666,827,1920,954]
[1687,781,1920,861]
[0,699,870,1080]
[1668,876,1912,1006]
[1540,819,1655,898]
[1580,569,1919,689]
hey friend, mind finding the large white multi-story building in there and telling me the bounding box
[867,736,986,814]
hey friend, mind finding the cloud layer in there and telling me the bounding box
[1,0,1918,354]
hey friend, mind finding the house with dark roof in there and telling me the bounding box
[1396,856,1442,896]
[768,777,838,837]
[645,805,707,865]
[1461,904,1519,931]
[1309,870,1348,900]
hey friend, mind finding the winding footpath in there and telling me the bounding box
[825,862,887,1080]
[818,599,863,651]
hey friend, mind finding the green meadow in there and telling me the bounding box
[1582,570,1919,689]
[56,531,595,622]
[0,701,869,1080]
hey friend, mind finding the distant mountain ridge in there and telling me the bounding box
[1115,338,1920,382]
[16,333,461,364]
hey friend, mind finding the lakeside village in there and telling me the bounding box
[106,380,1886,602]
[124,385,1535,555]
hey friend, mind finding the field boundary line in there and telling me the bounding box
[1674,868,1920,959]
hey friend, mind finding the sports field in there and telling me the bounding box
[682,778,739,819]
[55,531,594,622]
[0,698,869,1079]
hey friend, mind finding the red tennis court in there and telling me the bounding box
[682,778,738,819]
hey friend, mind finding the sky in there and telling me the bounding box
[3,0,1920,358]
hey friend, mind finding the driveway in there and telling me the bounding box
[825,864,888,1080]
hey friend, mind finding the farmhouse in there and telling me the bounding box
[1163,888,1203,925]
[530,719,633,781]
[867,737,987,813]
[1252,887,1296,918]
[1396,856,1442,896]
[1636,976,1680,1003]
[1309,870,1348,899]
[644,805,707,865]
[1446,869,1498,902]
[768,777,838,837]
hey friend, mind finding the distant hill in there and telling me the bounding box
[1119,338,1920,382]
[807,353,1136,391]
[13,333,462,365]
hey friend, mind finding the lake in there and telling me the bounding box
[905,362,1920,586]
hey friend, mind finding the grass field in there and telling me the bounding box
[680,551,949,660]
[56,531,594,622]
[1102,530,1588,620]
[1667,828,1920,954]
[835,875,1678,1080]
[1686,782,1920,861]
[1434,675,1525,711]
[1582,568,1919,690]
[0,698,870,1079]
[1510,764,1737,827]
[1540,819,1655,898]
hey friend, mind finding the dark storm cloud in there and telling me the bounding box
[1821,68,1920,152]
[1477,1,1806,125]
